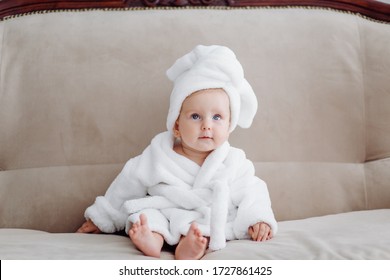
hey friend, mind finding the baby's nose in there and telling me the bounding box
[202,120,211,130]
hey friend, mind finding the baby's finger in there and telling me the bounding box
[248,226,254,237]
[267,230,273,240]
[256,223,265,241]
[249,226,257,240]
[76,222,89,233]
[261,226,270,242]
[252,224,261,241]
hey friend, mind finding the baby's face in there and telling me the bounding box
[175,88,231,153]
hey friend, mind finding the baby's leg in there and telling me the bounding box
[175,223,208,260]
[129,213,164,258]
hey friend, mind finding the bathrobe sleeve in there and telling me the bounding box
[229,154,278,239]
[84,156,147,233]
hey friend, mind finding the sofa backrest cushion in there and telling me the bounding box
[0,8,389,232]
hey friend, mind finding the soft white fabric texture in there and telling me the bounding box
[2,210,389,259]
[84,131,277,251]
[166,45,258,133]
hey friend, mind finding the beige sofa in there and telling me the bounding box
[1,2,390,259]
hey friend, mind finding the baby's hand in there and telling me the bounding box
[76,219,101,234]
[248,222,273,242]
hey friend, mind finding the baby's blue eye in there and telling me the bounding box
[213,114,222,121]
[191,113,200,120]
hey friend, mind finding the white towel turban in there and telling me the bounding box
[166,45,258,133]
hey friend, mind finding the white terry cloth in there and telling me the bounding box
[166,45,258,133]
[85,131,277,251]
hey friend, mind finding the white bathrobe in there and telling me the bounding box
[85,131,277,251]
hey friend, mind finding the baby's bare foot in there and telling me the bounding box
[129,214,164,258]
[175,223,208,260]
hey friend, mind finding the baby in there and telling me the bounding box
[77,45,277,259]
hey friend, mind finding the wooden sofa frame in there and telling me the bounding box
[1,0,390,22]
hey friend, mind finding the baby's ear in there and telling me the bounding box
[173,121,181,138]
